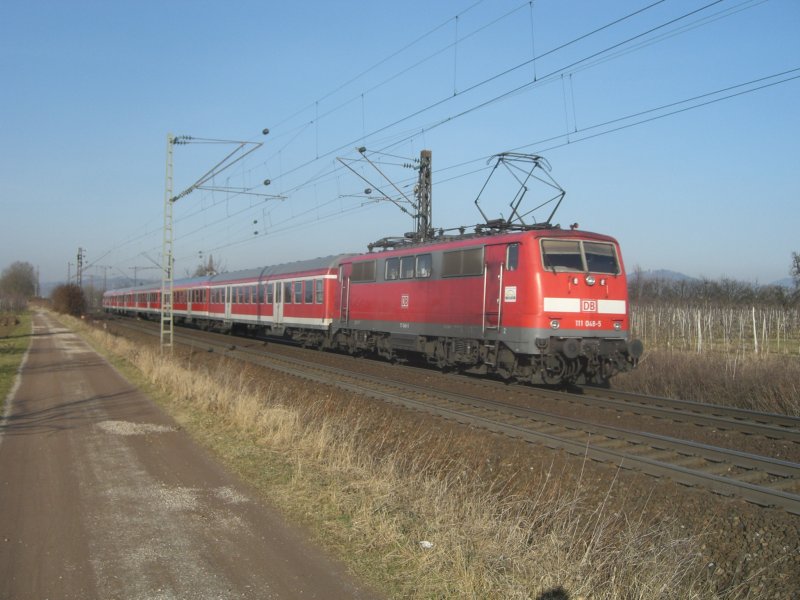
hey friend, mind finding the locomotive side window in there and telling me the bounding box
[584,242,620,274]
[284,282,293,304]
[443,247,484,277]
[416,254,432,278]
[385,258,399,281]
[304,281,314,303]
[541,240,583,272]
[351,260,376,283]
[400,256,415,279]
[315,279,323,303]
[506,244,519,271]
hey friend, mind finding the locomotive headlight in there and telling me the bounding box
[550,319,560,330]
[613,321,622,331]
[585,275,596,286]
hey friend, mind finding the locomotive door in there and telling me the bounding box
[483,244,506,332]
[339,264,351,324]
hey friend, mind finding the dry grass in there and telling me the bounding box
[59,316,732,600]
[614,349,800,416]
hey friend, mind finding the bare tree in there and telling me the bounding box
[791,252,800,290]
[192,254,224,277]
[0,261,36,311]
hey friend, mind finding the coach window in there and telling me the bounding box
[267,282,274,304]
[400,256,415,279]
[416,254,432,278]
[385,258,400,281]
[294,281,303,304]
[506,244,519,271]
[283,282,293,304]
[315,279,324,303]
[304,281,314,303]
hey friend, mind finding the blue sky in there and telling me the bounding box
[1,0,798,288]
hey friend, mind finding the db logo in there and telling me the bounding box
[582,299,597,312]
[401,294,410,309]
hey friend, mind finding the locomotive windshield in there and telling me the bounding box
[541,239,620,274]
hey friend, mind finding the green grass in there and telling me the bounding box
[0,312,32,409]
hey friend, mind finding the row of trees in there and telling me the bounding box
[0,261,86,316]
[628,273,799,307]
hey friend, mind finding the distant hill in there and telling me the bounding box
[770,277,795,289]
[633,269,696,282]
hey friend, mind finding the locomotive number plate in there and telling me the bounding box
[401,294,409,309]
[576,319,603,328]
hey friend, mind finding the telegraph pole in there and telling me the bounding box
[76,247,86,288]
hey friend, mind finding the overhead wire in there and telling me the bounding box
[92,0,785,279]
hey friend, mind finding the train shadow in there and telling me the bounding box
[536,587,571,600]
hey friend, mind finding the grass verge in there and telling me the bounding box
[0,312,32,410]
[65,315,728,599]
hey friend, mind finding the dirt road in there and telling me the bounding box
[0,312,380,599]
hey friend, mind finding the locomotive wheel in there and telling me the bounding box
[542,354,566,385]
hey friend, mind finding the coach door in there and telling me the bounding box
[274,281,284,325]
[224,286,232,320]
[483,244,506,332]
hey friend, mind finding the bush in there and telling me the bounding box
[51,284,86,317]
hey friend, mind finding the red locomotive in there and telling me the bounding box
[103,153,643,385]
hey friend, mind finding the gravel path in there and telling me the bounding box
[0,312,381,599]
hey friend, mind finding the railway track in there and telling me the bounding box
[102,317,800,514]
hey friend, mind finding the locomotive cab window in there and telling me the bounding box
[541,239,620,274]
[584,242,620,274]
[541,240,583,272]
